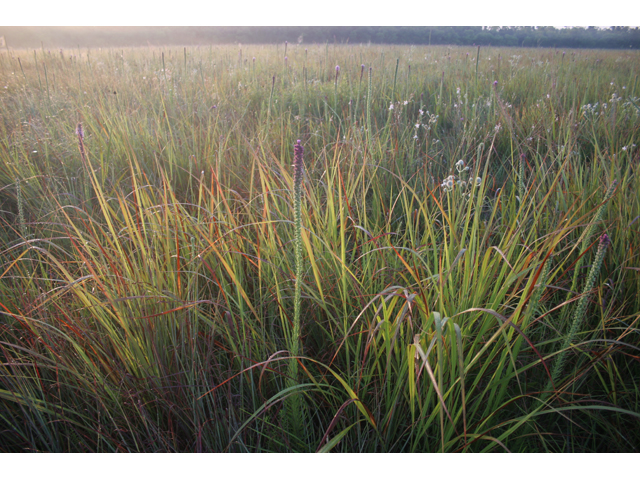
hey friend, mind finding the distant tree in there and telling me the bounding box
[476,31,493,45]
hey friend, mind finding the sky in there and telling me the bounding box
[2,0,638,27]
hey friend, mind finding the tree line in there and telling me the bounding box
[2,26,639,49]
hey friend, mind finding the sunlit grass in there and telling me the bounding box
[0,43,639,452]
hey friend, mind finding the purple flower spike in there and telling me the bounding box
[335,65,340,72]
[293,140,304,183]
[493,80,498,86]
[76,123,84,139]
[600,233,611,247]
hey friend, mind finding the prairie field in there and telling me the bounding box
[0,43,639,452]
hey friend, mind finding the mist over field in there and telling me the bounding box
[1,26,640,49]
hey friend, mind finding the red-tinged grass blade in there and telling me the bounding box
[316,398,358,452]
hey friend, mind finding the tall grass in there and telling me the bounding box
[0,43,639,452]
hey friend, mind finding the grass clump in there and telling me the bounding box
[0,43,639,452]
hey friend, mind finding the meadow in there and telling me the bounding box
[0,43,639,452]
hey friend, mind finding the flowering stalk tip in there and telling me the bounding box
[293,140,304,184]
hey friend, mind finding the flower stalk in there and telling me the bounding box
[366,67,372,149]
[284,139,307,449]
[16,177,26,239]
[549,233,611,394]
[334,65,340,111]
[291,139,304,359]
[76,123,87,164]
[518,154,526,202]
[565,180,617,304]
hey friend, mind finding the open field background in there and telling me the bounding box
[3,26,640,49]
[0,43,639,452]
